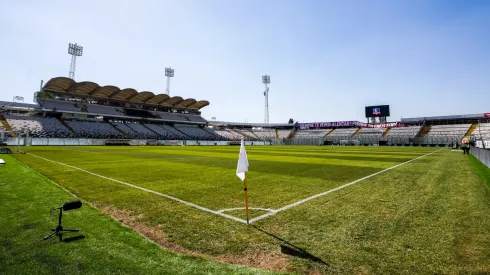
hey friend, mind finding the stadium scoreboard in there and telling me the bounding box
[365,105,390,118]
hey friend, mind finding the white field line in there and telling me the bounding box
[28,153,248,224]
[248,149,443,224]
[217,207,276,213]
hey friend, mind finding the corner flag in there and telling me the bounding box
[236,139,248,181]
[236,139,250,224]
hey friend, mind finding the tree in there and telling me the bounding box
[288,118,294,124]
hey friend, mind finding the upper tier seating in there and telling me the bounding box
[86,104,125,116]
[153,111,206,123]
[39,99,208,123]
[5,115,72,138]
[39,99,82,112]
[178,114,207,123]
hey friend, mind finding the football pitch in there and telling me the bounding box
[12,146,490,273]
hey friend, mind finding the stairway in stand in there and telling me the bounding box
[420,125,431,137]
[351,127,361,137]
[287,128,297,139]
[0,115,15,137]
[56,118,76,136]
[382,127,392,137]
[108,122,130,138]
[323,129,335,138]
[465,124,478,138]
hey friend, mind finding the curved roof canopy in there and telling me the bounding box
[145,94,169,105]
[43,77,75,92]
[188,100,210,110]
[42,77,209,110]
[68,81,99,96]
[111,88,137,101]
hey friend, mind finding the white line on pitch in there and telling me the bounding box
[248,149,444,224]
[217,207,276,213]
[28,153,248,224]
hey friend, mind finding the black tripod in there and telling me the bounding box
[43,207,79,241]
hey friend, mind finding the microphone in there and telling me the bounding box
[62,200,82,211]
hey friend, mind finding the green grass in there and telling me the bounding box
[469,154,490,188]
[0,155,274,275]
[7,145,490,273]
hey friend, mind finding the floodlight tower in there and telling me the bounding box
[165,67,174,96]
[262,75,270,124]
[13,96,24,103]
[68,43,83,79]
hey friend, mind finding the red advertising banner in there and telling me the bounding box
[484,113,490,118]
[296,121,407,130]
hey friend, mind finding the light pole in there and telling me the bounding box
[13,96,24,103]
[165,67,174,96]
[262,74,270,124]
[68,43,83,79]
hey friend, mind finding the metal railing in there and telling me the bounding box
[470,146,490,168]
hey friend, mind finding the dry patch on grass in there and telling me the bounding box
[100,206,291,272]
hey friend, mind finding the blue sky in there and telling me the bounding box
[1,0,489,123]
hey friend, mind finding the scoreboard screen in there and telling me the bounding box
[365,105,390,118]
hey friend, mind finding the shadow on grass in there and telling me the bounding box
[62,235,85,243]
[252,225,328,265]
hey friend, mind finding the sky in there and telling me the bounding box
[1,0,489,123]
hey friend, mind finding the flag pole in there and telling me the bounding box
[243,174,250,224]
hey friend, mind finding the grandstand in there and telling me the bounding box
[426,124,471,137]
[5,115,73,138]
[277,130,291,139]
[64,119,123,139]
[1,76,489,147]
[475,123,490,140]
[252,128,276,140]
[175,125,217,140]
[357,127,385,144]
[295,129,329,138]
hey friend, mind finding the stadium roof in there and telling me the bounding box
[210,121,294,128]
[401,113,488,122]
[42,77,209,110]
[0,101,39,109]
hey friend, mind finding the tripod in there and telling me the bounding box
[43,207,79,241]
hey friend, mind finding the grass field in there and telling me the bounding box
[6,145,490,274]
[0,154,271,275]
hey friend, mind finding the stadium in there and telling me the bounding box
[2,77,490,147]
[1,75,490,274]
[2,2,490,275]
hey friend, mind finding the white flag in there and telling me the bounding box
[236,139,249,181]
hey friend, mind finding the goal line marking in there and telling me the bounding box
[28,153,249,224]
[248,149,443,224]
